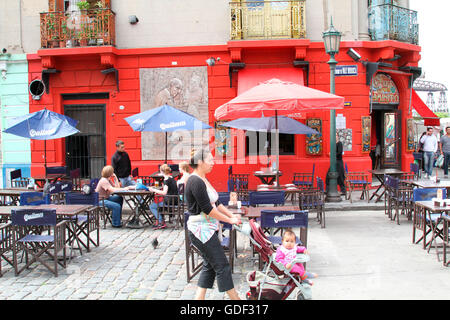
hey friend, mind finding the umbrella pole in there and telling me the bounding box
[275,111,280,186]
[165,132,168,164]
[44,139,47,178]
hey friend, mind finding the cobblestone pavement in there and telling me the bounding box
[0,204,449,300]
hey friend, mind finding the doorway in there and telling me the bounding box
[371,107,402,169]
[64,104,106,179]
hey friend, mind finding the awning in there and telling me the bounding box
[238,67,304,95]
[411,89,440,126]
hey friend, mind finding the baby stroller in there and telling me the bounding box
[235,219,312,300]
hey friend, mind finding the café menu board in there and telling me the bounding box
[371,73,399,105]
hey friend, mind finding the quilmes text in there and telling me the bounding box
[23,212,44,222]
[273,214,295,224]
[29,128,56,137]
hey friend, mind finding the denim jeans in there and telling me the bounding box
[444,152,450,175]
[119,176,136,187]
[150,202,163,223]
[423,151,435,176]
[100,195,123,226]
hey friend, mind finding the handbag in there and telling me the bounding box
[436,154,444,168]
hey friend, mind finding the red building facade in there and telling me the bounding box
[27,39,421,191]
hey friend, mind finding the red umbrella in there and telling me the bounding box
[214,78,345,185]
[214,78,344,120]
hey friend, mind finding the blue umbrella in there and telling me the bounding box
[125,104,212,163]
[3,108,80,170]
[220,115,319,135]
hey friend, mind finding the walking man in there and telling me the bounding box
[420,127,438,179]
[111,140,135,187]
[440,126,450,178]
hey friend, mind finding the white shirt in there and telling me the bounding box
[420,134,438,152]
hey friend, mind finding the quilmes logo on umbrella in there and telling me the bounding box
[29,128,57,137]
[131,118,186,131]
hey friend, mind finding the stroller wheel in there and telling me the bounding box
[296,291,306,300]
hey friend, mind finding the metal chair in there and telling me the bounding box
[293,164,315,190]
[11,208,67,277]
[19,192,51,206]
[65,192,100,255]
[249,191,285,207]
[412,188,447,250]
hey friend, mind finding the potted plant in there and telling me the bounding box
[60,19,68,47]
[77,1,90,14]
[46,13,59,48]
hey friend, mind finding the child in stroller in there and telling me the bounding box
[235,218,313,300]
[275,229,317,285]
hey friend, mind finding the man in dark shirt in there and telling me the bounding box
[111,140,135,187]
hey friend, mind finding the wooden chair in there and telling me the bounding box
[409,163,420,180]
[158,195,184,229]
[0,222,13,276]
[19,192,51,206]
[228,173,249,192]
[385,175,414,225]
[183,211,203,283]
[10,169,30,188]
[412,188,447,250]
[293,164,315,190]
[65,192,100,255]
[249,190,285,207]
[46,166,68,176]
[298,189,326,228]
[11,208,67,277]
[70,168,82,191]
[220,222,237,273]
[344,164,370,203]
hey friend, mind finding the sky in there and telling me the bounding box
[409,0,449,90]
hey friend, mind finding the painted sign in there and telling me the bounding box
[335,65,358,76]
[372,73,399,105]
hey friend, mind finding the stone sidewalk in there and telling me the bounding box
[0,204,448,300]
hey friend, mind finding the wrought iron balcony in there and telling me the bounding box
[230,0,306,40]
[40,9,116,48]
[368,4,418,44]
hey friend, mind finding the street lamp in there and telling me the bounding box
[323,18,342,202]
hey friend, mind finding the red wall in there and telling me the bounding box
[27,40,419,191]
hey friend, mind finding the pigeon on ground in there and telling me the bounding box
[152,238,159,249]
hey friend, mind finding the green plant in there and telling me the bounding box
[77,1,90,11]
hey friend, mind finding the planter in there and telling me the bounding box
[49,40,60,48]
[80,39,88,46]
[59,40,66,48]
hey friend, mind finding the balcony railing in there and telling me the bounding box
[230,0,306,40]
[40,9,116,48]
[368,4,418,44]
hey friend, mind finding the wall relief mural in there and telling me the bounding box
[139,67,209,160]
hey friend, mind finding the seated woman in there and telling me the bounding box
[177,161,191,186]
[95,165,134,228]
[149,164,179,229]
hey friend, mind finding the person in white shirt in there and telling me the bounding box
[420,127,439,178]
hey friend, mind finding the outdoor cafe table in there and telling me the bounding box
[413,201,450,265]
[0,204,94,259]
[369,169,406,203]
[256,184,304,203]
[113,190,155,229]
[253,171,283,185]
[408,180,450,191]
[230,205,308,247]
[32,173,67,188]
[0,188,36,206]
